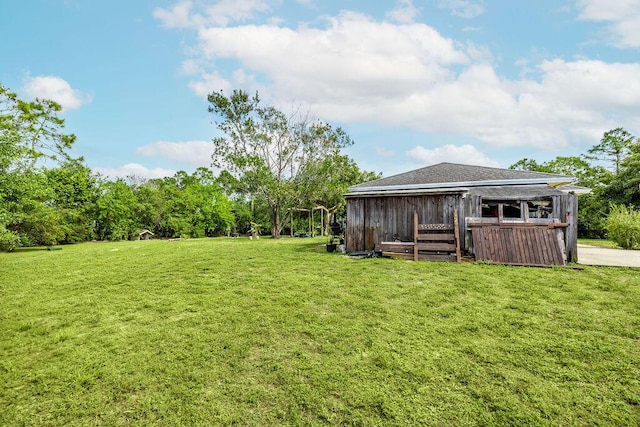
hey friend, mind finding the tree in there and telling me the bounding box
[0,84,76,171]
[1,84,79,249]
[509,158,550,173]
[509,129,640,238]
[600,141,640,208]
[509,155,609,188]
[586,127,638,174]
[208,90,353,238]
[95,179,137,241]
[294,154,380,234]
[45,160,101,242]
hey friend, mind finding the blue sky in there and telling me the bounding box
[1,0,639,179]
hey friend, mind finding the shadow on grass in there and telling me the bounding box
[12,246,65,253]
[290,237,339,254]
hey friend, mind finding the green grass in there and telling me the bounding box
[578,238,621,249]
[1,237,639,426]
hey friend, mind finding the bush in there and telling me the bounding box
[0,226,20,252]
[605,204,640,249]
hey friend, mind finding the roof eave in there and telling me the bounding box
[345,187,470,198]
[347,177,575,194]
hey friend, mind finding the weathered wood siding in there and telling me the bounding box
[463,192,578,263]
[565,194,578,263]
[346,189,578,263]
[345,193,465,252]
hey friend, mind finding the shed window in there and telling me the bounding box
[502,201,521,218]
[481,200,521,219]
[527,199,552,219]
[481,198,554,221]
[481,202,499,218]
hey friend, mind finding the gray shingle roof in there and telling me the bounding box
[349,162,574,190]
[466,185,566,199]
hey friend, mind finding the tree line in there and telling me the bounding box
[3,80,637,251]
[1,85,377,251]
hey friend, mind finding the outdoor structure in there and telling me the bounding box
[345,163,584,265]
[139,229,154,240]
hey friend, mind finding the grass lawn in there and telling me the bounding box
[1,237,639,426]
[578,238,621,249]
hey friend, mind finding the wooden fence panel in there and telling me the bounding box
[471,224,567,266]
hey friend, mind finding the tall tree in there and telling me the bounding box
[1,84,79,249]
[601,141,640,207]
[208,90,353,238]
[586,127,638,174]
[0,84,76,171]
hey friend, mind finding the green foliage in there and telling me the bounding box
[577,192,608,239]
[509,155,610,188]
[600,142,640,207]
[605,204,640,249]
[1,238,639,425]
[0,225,19,251]
[45,160,100,243]
[294,154,380,234]
[586,127,638,174]
[0,170,67,247]
[510,127,640,238]
[208,89,356,238]
[90,169,237,241]
[96,179,137,241]
[0,84,79,250]
[0,83,76,171]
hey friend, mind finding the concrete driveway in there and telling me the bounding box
[577,244,640,267]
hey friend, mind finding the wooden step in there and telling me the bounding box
[416,233,455,241]
[417,243,456,252]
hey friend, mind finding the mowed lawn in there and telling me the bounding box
[1,238,639,426]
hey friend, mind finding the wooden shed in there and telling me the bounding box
[345,163,584,265]
[139,229,155,240]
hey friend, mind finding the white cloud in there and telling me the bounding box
[406,144,500,167]
[203,0,270,26]
[136,140,214,168]
[188,71,233,97]
[576,0,640,47]
[194,11,469,106]
[179,59,204,76]
[437,0,485,19]
[94,163,177,180]
[154,0,271,29]
[157,3,640,152]
[376,147,396,158]
[153,1,194,28]
[21,75,92,111]
[386,0,419,24]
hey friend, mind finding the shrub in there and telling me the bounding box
[605,204,640,249]
[0,226,20,252]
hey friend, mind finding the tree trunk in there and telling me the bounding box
[270,205,281,238]
[324,209,331,236]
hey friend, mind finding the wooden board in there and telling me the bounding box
[377,242,414,254]
[471,225,566,266]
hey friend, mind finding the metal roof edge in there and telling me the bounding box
[347,178,575,194]
[345,187,470,198]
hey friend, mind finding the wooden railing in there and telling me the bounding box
[377,210,461,262]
